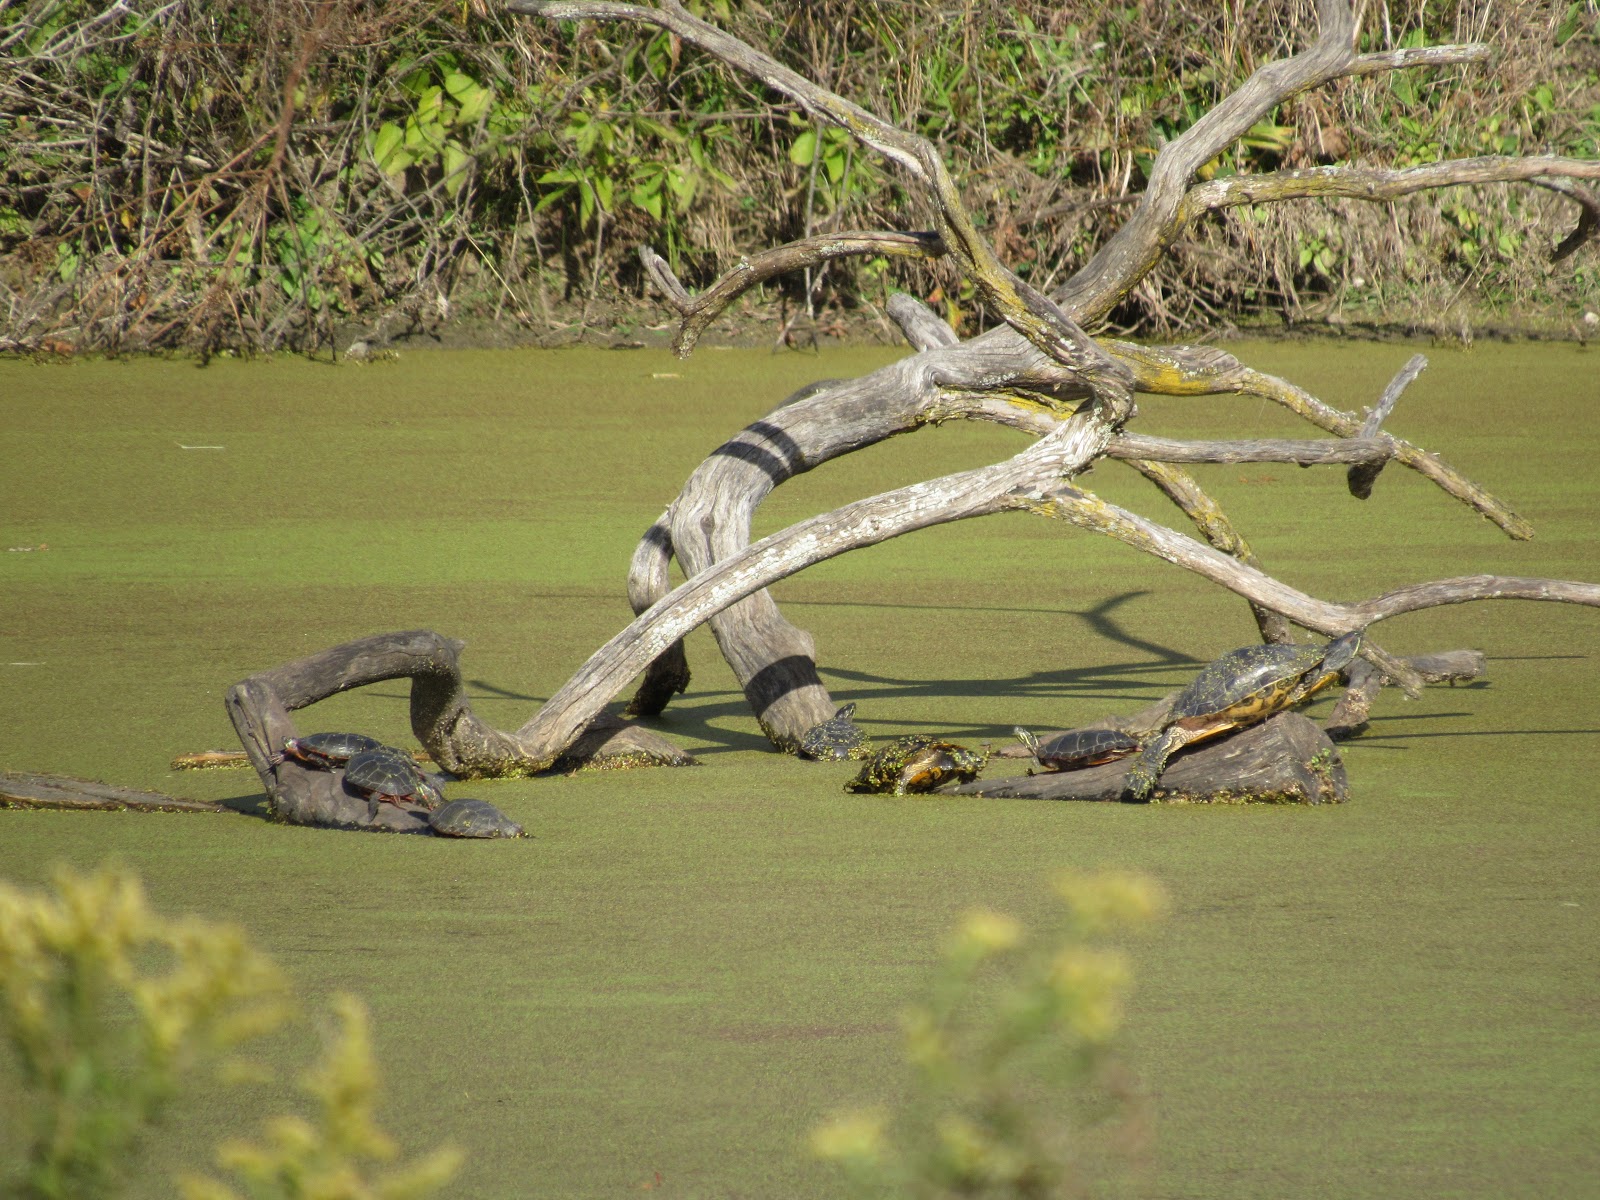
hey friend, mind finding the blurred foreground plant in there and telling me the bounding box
[812,870,1166,1198]
[180,995,463,1200]
[0,866,457,1200]
[0,865,288,1198]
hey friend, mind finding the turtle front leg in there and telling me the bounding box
[1121,727,1203,801]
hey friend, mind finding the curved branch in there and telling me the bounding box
[509,455,1597,774]
[1183,155,1600,233]
[1055,0,1358,322]
[640,232,945,357]
[1014,485,1600,629]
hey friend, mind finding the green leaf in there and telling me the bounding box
[442,141,471,197]
[789,129,818,167]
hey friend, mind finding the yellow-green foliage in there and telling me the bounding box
[0,867,458,1200]
[180,995,463,1200]
[813,870,1166,1198]
[0,865,289,1199]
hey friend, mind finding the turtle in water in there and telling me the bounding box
[1121,630,1363,802]
[845,735,986,796]
[798,702,871,761]
[279,731,384,769]
[429,798,525,839]
[342,746,445,813]
[1014,726,1141,772]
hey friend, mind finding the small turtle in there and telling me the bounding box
[280,731,383,769]
[1122,630,1363,801]
[845,735,986,796]
[798,702,871,761]
[1015,726,1141,772]
[429,798,525,839]
[342,746,445,812]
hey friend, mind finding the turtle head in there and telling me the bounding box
[1013,727,1041,760]
[1323,629,1364,672]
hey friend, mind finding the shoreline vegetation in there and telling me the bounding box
[2,1,1597,357]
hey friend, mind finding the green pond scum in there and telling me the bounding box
[0,343,1597,1198]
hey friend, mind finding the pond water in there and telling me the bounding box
[0,341,1596,1197]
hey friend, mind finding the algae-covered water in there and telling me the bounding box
[0,342,1596,1198]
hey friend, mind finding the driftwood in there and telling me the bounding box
[224,630,695,823]
[0,771,232,814]
[1323,649,1487,741]
[215,3,1600,790]
[957,714,1346,805]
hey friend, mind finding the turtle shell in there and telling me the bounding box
[282,731,384,768]
[845,736,985,795]
[429,798,525,839]
[1016,726,1140,771]
[1170,631,1360,730]
[798,702,871,761]
[343,747,437,808]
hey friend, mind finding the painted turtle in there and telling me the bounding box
[280,731,384,769]
[429,798,525,839]
[1015,726,1141,772]
[342,746,444,812]
[844,735,986,796]
[1122,630,1363,801]
[798,702,871,761]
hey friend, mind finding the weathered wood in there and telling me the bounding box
[226,630,695,812]
[957,714,1346,805]
[1110,433,1391,466]
[453,1,1599,770]
[1323,648,1486,740]
[0,771,232,813]
[642,234,944,356]
[1348,354,1427,499]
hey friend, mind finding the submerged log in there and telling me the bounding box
[0,771,233,814]
[957,713,1346,804]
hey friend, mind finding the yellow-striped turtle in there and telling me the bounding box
[798,702,871,761]
[1014,726,1140,772]
[844,735,985,796]
[1122,631,1362,801]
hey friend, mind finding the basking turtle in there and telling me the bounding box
[342,746,445,812]
[845,735,986,796]
[798,702,871,761]
[429,798,525,839]
[1015,726,1140,772]
[280,731,383,769]
[1122,630,1363,801]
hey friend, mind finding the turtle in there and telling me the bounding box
[844,735,986,796]
[1121,630,1363,802]
[342,746,445,812]
[798,702,871,761]
[428,798,525,839]
[280,731,384,769]
[1014,726,1141,772]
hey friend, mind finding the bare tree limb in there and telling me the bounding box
[640,233,944,357]
[1182,156,1600,231]
[1348,353,1426,499]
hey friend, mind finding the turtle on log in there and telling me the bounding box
[1122,631,1362,801]
[1014,727,1141,772]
